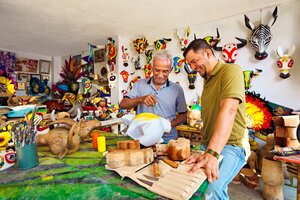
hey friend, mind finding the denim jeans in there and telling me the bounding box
[200,144,247,200]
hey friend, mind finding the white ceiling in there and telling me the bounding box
[0,0,291,56]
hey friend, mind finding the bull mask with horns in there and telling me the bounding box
[213,28,247,63]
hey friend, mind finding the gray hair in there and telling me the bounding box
[153,50,173,67]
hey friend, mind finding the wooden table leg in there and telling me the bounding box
[298,165,300,200]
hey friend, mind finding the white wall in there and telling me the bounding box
[50,1,300,110]
[116,1,300,110]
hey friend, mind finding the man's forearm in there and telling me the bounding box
[119,97,143,109]
[170,112,187,128]
[207,98,239,154]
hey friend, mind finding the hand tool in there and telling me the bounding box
[161,156,179,168]
[134,160,154,173]
[152,145,160,177]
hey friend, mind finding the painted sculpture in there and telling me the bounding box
[120,70,130,82]
[173,56,185,74]
[59,56,85,94]
[153,38,172,50]
[244,7,278,60]
[276,44,296,79]
[144,50,153,78]
[243,69,262,90]
[0,150,16,171]
[132,37,148,54]
[81,77,92,95]
[106,37,117,70]
[184,63,197,89]
[121,113,171,146]
[187,105,202,128]
[121,46,130,67]
[213,29,247,63]
[176,27,191,51]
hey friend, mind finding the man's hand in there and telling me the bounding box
[142,94,157,107]
[185,153,219,183]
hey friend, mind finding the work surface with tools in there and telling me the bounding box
[0,132,207,199]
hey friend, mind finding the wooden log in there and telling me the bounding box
[286,127,298,139]
[282,115,299,127]
[261,158,284,200]
[275,126,287,138]
[166,138,190,161]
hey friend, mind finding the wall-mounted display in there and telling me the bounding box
[39,60,51,74]
[15,58,38,73]
[94,49,105,63]
[17,73,31,82]
[0,51,16,75]
[17,82,26,90]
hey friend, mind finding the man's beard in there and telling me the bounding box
[199,66,208,79]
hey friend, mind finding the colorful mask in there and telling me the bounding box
[106,38,117,68]
[173,56,185,74]
[184,63,197,90]
[276,45,296,79]
[121,46,130,67]
[132,56,141,70]
[212,29,247,63]
[201,29,221,47]
[132,37,148,54]
[176,27,191,51]
[244,7,278,60]
[144,63,152,79]
[0,150,16,171]
[129,76,141,90]
[120,70,130,83]
[82,77,92,95]
[153,38,172,50]
[145,50,153,64]
[243,69,262,90]
[107,71,117,89]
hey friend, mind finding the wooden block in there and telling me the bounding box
[274,137,287,147]
[106,148,153,168]
[272,116,284,126]
[286,127,298,139]
[117,140,140,149]
[282,115,299,127]
[275,126,286,138]
[286,138,300,149]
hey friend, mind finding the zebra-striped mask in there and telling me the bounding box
[244,7,278,60]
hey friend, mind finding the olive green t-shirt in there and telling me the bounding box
[201,62,247,147]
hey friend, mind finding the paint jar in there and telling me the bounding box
[97,136,106,153]
[16,143,39,170]
[92,131,101,150]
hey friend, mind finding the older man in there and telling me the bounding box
[120,50,187,143]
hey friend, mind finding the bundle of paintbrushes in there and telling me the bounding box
[11,106,40,148]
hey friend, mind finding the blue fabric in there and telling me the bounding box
[125,77,187,142]
[200,145,247,200]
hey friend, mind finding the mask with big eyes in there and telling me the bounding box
[0,151,16,171]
